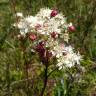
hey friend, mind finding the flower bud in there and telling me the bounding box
[29,33,37,41]
[50,10,58,17]
[68,23,76,32]
[50,32,58,39]
[68,25,76,32]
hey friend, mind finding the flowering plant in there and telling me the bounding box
[14,8,81,95]
[14,8,81,69]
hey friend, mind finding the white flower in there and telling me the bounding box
[36,8,52,19]
[14,8,69,36]
[25,16,37,25]
[57,45,81,69]
[68,22,73,27]
[16,12,23,17]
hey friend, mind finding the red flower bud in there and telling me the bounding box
[29,34,37,41]
[35,41,46,55]
[50,10,58,17]
[50,32,58,39]
[68,25,76,32]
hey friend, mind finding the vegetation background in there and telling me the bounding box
[0,0,96,96]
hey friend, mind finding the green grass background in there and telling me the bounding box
[0,0,96,96]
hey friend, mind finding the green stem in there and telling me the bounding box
[40,65,48,96]
[6,62,11,96]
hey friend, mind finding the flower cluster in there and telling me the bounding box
[14,8,81,69]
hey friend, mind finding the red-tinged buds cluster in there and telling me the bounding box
[35,41,45,55]
[35,41,52,64]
